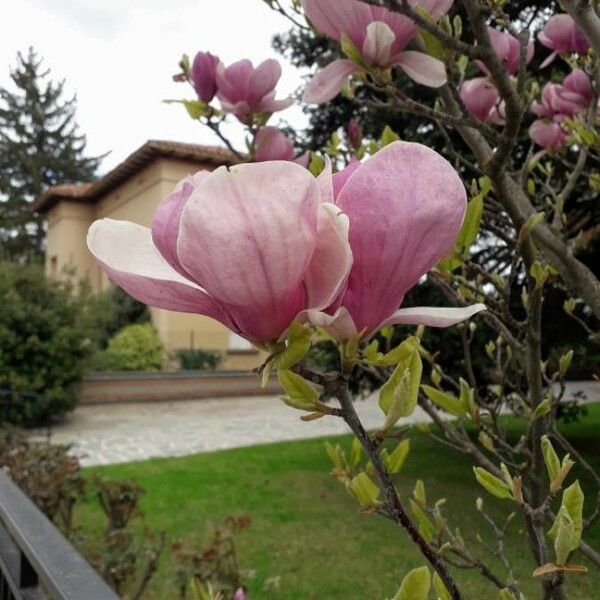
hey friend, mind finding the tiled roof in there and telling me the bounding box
[32,140,238,213]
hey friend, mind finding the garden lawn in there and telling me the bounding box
[79,404,600,600]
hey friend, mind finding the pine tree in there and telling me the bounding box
[0,48,103,261]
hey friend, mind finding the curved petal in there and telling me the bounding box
[87,219,236,328]
[177,161,320,341]
[332,157,361,200]
[336,141,467,334]
[151,171,210,277]
[302,59,359,104]
[299,307,358,341]
[362,21,396,66]
[378,304,487,329]
[304,203,353,310]
[215,59,253,102]
[258,94,294,114]
[395,51,447,87]
[459,77,501,122]
[255,127,294,162]
[247,59,281,107]
[316,155,334,204]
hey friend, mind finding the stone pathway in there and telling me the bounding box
[29,380,599,467]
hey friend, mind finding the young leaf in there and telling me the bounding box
[541,435,561,483]
[381,125,400,147]
[558,350,574,378]
[413,479,427,506]
[410,500,436,542]
[386,439,411,474]
[553,510,576,566]
[278,369,319,411]
[350,472,380,508]
[473,467,513,500]
[532,396,552,420]
[433,571,451,600]
[392,566,431,600]
[422,385,465,417]
[498,589,518,600]
[350,437,363,469]
[276,321,311,369]
[548,481,584,552]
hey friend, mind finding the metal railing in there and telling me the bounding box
[0,470,118,600]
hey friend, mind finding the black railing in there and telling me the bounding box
[0,470,118,600]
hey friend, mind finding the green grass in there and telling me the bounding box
[78,404,600,599]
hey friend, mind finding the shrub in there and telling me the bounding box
[103,323,165,372]
[175,348,222,371]
[0,261,92,425]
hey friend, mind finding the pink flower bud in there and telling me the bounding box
[191,51,219,103]
[538,14,589,67]
[529,119,566,152]
[255,127,295,162]
[459,78,504,124]
[346,119,363,150]
[216,59,292,121]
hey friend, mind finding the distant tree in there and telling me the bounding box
[0,48,103,261]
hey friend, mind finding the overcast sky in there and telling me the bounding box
[1,0,308,173]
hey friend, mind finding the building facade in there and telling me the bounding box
[33,140,261,371]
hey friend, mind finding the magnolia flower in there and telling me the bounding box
[532,70,596,119]
[538,14,589,67]
[303,142,486,340]
[346,119,363,150]
[87,162,352,344]
[232,588,247,600]
[459,77,505,124]
[216,58,293,121]
[301,0,450,104]
[191,51,220,103]
[254,127,310,167]
[529,119,567,152]
[476,27,534,76]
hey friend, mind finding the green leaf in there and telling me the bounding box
[379,343,422,426]
[369,336,419,366]
[558,350,574,378]
[381,125,400,147]
[386,439,411,474]
[498,589,518,600]
[478,431,495,451]
[276,321,311,369]
[392,566,431,600]
[308,152,325,177]
[422,385,465,417]
[433,571,452,600]
[530,261,548,286]
[278,369,319,411]
[531,395,552,420]
[541,435,561,483]
[473,467,513,500]
[456,195,483,257]
[553,509,575,565]
[350,472,380,507]
[413,479,427,505]
[410,499,436,542]
[350,437,363,468]
[419,27,446,60]
[549,481,584,554]
[459,378,476,419]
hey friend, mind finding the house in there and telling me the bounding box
[32,140,261,371]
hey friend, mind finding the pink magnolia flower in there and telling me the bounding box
[301,0,450,104]
[529,119,567,152]
[303,142,486,340]
[538,14,589,67]
[476,27,534,76]
[191,51,220,103]
[232,588,247,600]
[216,58,293,121]
[532,70,596,119]
[346,118,363,150]
[459,77,505,124]
[87,162,352,344]
[254,127,310,167]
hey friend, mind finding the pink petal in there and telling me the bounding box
[336,141,467,334]
[191,51,219,103]
[362,21,396,66]
[395,51,447,87]
[255,127,294,162]
[333,157,360,199]
[302,59,359,104]
[215,59,253,102]
[539,52,557,70]
[258,93,294,114]
[247,59,282,107]
[87,219,235,327]
[459,77,501,122]
[299,307,358,341]
[409,0,453,20]
[177,162,320,341]
[304,203,353,309]
[529,119,566,151]
[378,304,487,329]
[151,171,210,277]
[316,155,334,204]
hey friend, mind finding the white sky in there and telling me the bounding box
[1,0,308,173]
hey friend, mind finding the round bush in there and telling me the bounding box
[103,323,165,372]
[0,262,92,426]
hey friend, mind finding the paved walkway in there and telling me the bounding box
[30,380,599,467]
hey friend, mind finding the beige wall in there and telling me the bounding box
[44,157,262,371]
